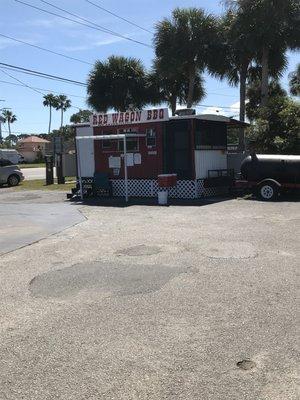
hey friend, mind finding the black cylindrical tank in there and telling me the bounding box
[241,154,300,183]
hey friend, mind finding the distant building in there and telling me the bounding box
[17,136,51,162]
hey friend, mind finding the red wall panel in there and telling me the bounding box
[93,121,164,179]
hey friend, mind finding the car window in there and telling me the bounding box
[0,158,13,167]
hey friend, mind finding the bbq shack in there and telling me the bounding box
[74,108,246,200]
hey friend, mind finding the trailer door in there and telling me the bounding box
[165,120,193,179]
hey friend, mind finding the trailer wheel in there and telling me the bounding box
[257,181,279,201]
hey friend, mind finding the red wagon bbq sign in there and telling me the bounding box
[90,108,169,127]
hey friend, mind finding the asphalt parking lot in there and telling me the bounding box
[0,190,299,400]
[0,190,85,256]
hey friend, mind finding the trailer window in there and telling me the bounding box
[146,129,156,147]
[102,140,112,150]
[195,121,227,149]
[118,138,139,152]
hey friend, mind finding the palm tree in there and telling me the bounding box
[208,11,256,149]
[87,56,150,112]
[217,12,288,121]
[1,110,17,135]
[43,93,58,134]
[289,64,300,97]
[70,109,92,124]
[154,8,218,109]
[149,59,206,116]
[216,11,255,124]
[226,0,300,106]
[246,80,287,121]
[56,95,72,127]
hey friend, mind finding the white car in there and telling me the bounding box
[0,159,24,186]
[0,149,24,164]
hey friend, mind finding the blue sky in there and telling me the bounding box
[0,0,298,137]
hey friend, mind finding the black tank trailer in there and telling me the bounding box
[237,154,300,200]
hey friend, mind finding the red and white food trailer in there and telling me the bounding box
[74,108,246,200]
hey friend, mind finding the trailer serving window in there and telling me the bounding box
[118,137,139,152]
[195,121,227,150]
[102,140,112,149]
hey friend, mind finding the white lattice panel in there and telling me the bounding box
[168,180,197,199]
[81,177,228,199]
[111,179,198,199]
[111,179,157,197]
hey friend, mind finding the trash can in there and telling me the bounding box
[157,174,177,188]
[158,190,168,205]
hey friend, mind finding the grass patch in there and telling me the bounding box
[20,163,46,169]
[65,176,76,182]
[15,179,74,191]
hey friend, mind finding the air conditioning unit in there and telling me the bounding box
[175,108,196,116]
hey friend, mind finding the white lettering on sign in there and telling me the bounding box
[90,108,169,127]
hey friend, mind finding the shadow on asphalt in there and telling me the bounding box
[67,190,299,208]
[67,195,235,208]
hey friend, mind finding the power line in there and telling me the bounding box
[0,79,86,99]
[0,68,44,95]
[0,78,240,109]
[196,103,240,110]
[0,33,93,66]
[39,0,153,47]
[0,66,238,110]
[38,0,119,34]
[84,0,153,34]
[14,0,153,49]
[206,91,238,98]
[0,74,239,101]
[0,69,82,110]
[0,62,87,86]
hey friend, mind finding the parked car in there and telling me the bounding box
[0,149,25,164]
[235,154,300,200]
[0,159,24,186]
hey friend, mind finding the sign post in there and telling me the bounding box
[123,136,128,202]
[53,136,65,184]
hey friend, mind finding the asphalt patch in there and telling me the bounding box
[117,245,162,256]
[29,262,187,299]
[200,241,257,259]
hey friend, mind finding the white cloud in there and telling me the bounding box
[229,101,240,117]
[94,37,125,47]
[0,37,19,50]
[59,36,125,52]
[23,17,75,28]
[230,101,240,109]
[198,101,241,118]
[198,106,227,116]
